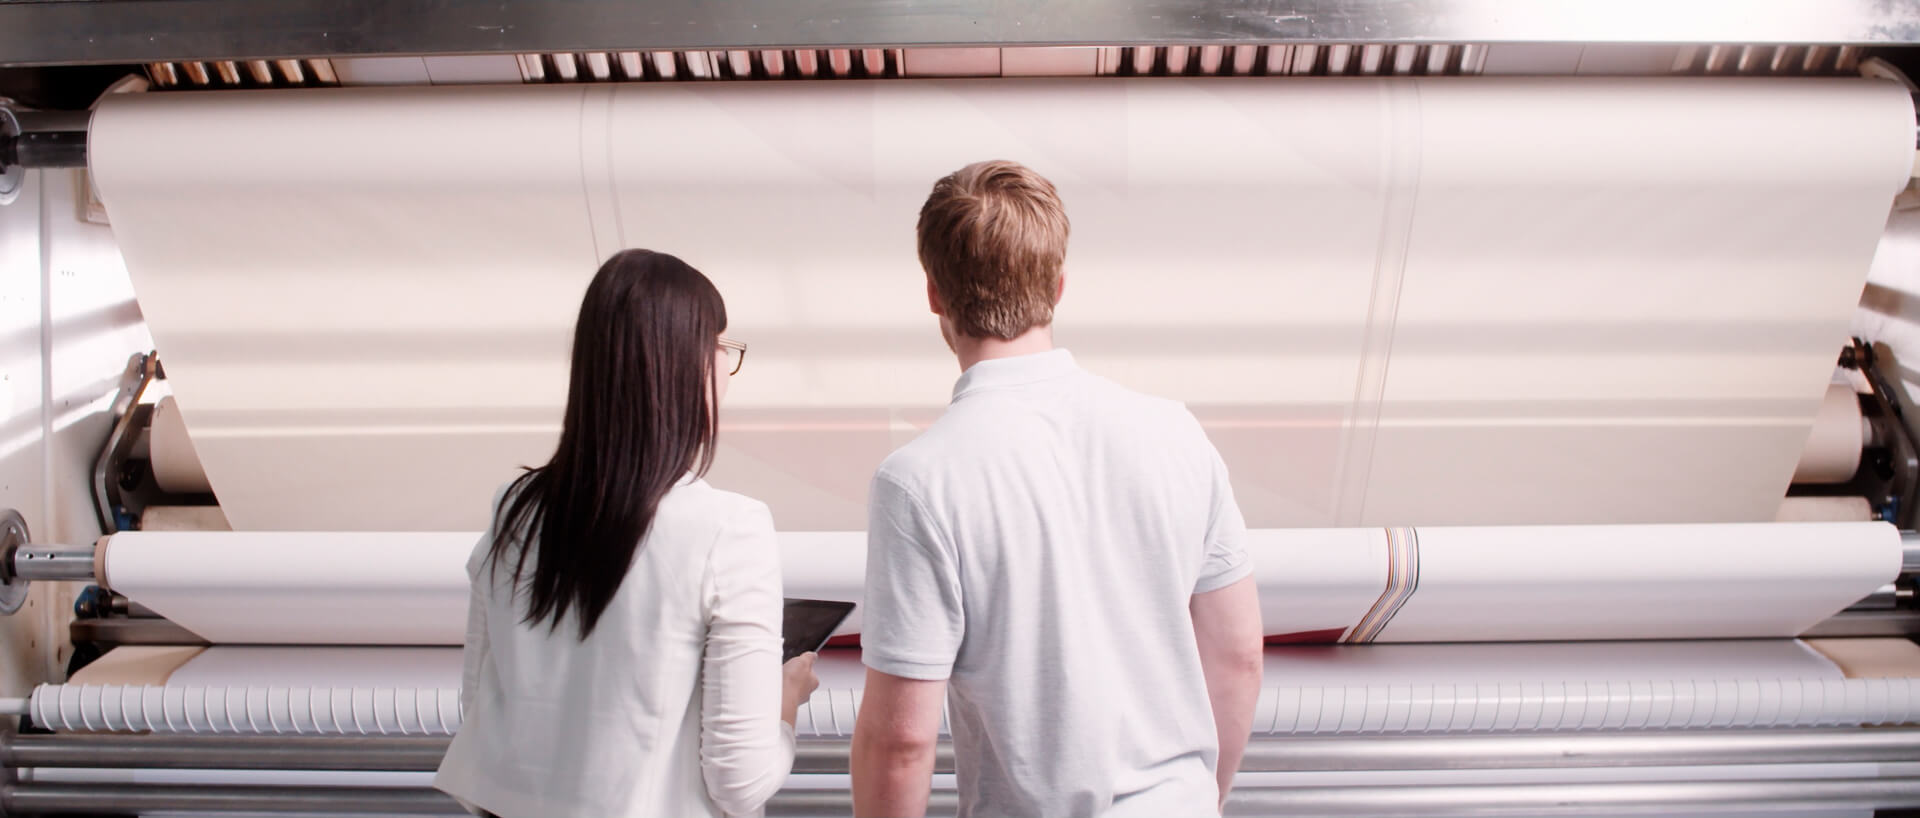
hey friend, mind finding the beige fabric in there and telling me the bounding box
[89,79,1916,531]
[68,645,205,685]
[1806,637,1920,679]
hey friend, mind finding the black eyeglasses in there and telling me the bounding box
[718,337,747,376]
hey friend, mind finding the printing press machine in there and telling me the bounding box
[18,2,1920,816]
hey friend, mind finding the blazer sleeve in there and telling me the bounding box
[698,499,796,816]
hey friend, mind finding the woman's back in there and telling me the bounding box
[436,477,792,817]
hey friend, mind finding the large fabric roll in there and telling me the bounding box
[88,78,1914,532]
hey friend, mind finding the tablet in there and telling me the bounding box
[783,599,855,661]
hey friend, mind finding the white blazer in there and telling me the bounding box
[435,477,795,817]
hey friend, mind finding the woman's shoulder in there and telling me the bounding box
[658,479,773,532]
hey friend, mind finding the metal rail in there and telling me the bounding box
[766,778,1920,817]
[1,783,464,816]
[10,777,1920,817]
[1220,778,1920,816]
[3,0,1920,67]
[12,729,1920,774]
[2,733,451,772]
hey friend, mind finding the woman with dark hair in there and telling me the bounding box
[435,249,818,817]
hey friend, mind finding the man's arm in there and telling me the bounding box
[1191,575,1262,810]
[851,668,947,818]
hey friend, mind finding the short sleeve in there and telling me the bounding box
[1195,443,1252,594]
[861,473,964,681]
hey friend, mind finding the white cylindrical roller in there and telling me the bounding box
[102,531,476,645]
[1250,522,1901,643]
[1368,522,1899,643]
[1793,383,1866,484]
[95,521,1903,646]
[29,683,461,735]
[148,395,212,494]
[100,529,867,645]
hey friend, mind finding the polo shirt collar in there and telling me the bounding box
[951,348,1078,401]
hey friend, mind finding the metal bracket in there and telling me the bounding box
[0,509,30,616]
[1859,340,1920,530]
[91,352,157,535]
[0,104,21,208]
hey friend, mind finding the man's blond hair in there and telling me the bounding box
[916,160,1069,340]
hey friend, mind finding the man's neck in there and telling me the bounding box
[953,326,1054,372]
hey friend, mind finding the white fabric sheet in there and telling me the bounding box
[88,79,1915,532]
[1792,384,1865,484]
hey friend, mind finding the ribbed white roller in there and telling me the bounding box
[1254,640,1915,734]
[40,641,1920,737]
[28,683,461,735]
[784,642,1920,738]
[34,646,464,735]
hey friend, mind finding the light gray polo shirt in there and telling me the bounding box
[863,348,1252,818]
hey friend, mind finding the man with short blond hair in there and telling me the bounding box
[851,160,1264,818]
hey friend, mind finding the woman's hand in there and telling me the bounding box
[780,652,820,727]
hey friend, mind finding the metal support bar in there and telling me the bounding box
[0,110,88,173]
[15,729,1920,774]
[1221,778,1920,816]
[1240,728,1920,770]
[9,545,98,582]
[772,777,1920,818]
[10,776,1920,817]
[0,131,86,170]
[0,783,464,815]
[2,734,451,772]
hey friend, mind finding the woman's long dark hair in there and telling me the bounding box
[487,249,727,639]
